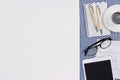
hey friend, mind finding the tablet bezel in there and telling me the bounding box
[82,56,115,80]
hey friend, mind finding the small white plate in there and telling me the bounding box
[103,5,120,32]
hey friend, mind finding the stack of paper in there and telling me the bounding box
[84,2,111,37]
[96,41,120,79]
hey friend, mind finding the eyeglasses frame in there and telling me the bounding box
[84,37,112,56]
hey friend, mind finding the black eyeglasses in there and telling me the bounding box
[84,37,112,56]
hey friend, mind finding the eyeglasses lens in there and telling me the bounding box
[87,47,97,56]
[101,40,111,49]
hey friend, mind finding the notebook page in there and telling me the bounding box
[84,2,110,37]
[96,41,120,79]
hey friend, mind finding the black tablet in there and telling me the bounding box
[83,57,115,80]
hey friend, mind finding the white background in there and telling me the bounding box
[0,0,79,80]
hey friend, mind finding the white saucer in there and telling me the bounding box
[103,5,120,32]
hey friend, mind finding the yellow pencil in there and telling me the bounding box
[96,5,102,34]
[88,4,98,32]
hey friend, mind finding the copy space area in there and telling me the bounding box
[0,0,79,80]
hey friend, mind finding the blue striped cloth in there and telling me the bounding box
[80,0,120,80]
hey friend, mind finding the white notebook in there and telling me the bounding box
[96,41,120,79]
[84,2,111,37]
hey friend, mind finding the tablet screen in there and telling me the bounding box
[84,60,113,80]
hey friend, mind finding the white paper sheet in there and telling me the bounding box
[84,2,111,37]
[96,41,120,79]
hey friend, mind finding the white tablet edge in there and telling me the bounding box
[82,56,115,80]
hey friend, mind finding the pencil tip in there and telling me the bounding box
[100,30,102,35]
[95,27,98,32]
